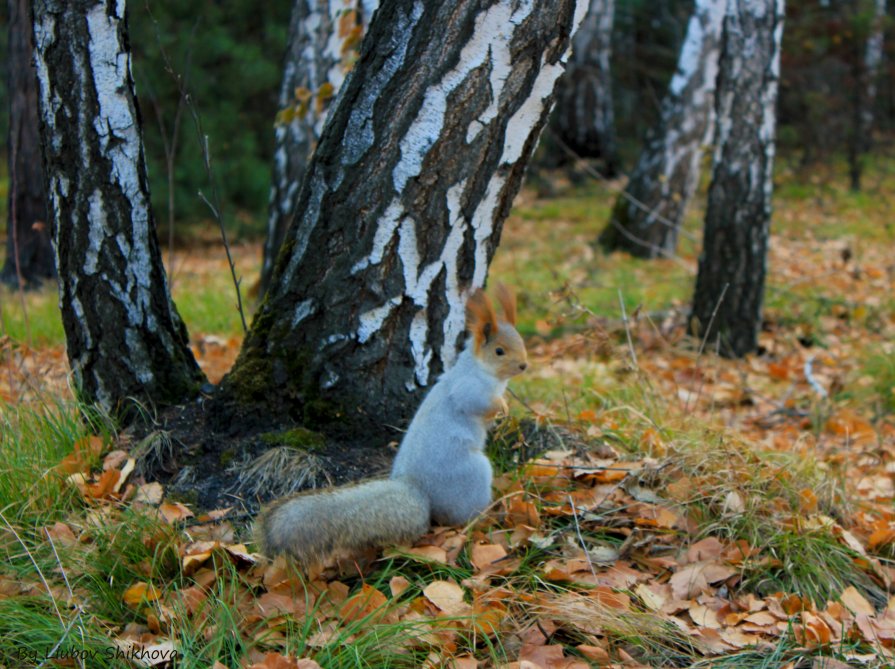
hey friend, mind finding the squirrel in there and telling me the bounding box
[254,285,528,567]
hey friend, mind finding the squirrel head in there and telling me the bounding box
[466,285,528,381]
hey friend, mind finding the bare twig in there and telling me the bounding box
[41,528,86,669]
[548,129,699,244]
[686,282,729,414]
[803,355,828,398]
[197,185,248,333]
[142,4,247,333]
[696,282,729,358]
[567,494,598,581]
[0,510,65,625]
[617,289,638,369]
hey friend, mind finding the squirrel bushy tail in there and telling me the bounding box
[254,478,430,567]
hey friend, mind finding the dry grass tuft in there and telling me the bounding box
[232,445,332,498]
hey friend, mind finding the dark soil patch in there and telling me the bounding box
[126,387,395,513]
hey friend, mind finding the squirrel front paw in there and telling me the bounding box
[484,396,509,421]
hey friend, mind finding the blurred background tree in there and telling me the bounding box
[0,0,893,248]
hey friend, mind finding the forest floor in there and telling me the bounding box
[1,162,894,668]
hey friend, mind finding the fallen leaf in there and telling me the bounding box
[839,586,874,616]
[670,562,736,600]
[123,582,161,606]
[423,580,470,616]
[159,502,194,524]
[389,575,411,598]
[134,482,164,505]
[471,543,508,571]
[339,584,388,622]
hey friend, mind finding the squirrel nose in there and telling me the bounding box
[519,362,528,371]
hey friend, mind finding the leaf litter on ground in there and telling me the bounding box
[1,177,894,667]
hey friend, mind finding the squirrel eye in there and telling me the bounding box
[495,347,505,356]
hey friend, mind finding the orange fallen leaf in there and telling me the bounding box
[471,543,507,572]
[159,502,194,524]
[86,469,120,499]
[868,525,895,551]
[575,644,610,663]
[339,584,388,622]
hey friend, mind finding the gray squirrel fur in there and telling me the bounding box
[254,288,527,567]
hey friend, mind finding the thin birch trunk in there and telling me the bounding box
[552,0,618,174]
[2,0,53,287]
[32,0,205,417]
[690,0,785,357]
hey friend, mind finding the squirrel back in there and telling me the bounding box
[254,285,527,566]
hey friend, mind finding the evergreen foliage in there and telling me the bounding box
[128,1,290,233]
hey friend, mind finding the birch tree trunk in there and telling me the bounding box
[552,0,618,174]
[599,0,725,258]
[2,0,53,287]
[224,0,586,438]
[848,0,887,191]
[32,0,205,417]
[260,0,379,296]
[690,0,785,358]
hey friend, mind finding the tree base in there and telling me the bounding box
[129,391,395,511]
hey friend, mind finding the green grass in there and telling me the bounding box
[0,286,66,348]
[0,399,500,668]
[168,261,256,338]
[857,351,895,416]
[495,179,697,338]
[0,256,253,351]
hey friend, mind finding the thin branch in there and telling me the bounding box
[198,186,248,333]
[686,282,729,414]
[567,494,598,581]
[617,289,639,370]
[41,528,86,669]
[141,5,246,332]
[0,511,65,625]
[696,282,729,358]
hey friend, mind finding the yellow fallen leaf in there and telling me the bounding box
[123,581,161,606]
[339,584,387,622]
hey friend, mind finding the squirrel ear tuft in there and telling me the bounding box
[466,288,498,351]
[494,283,517,326]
